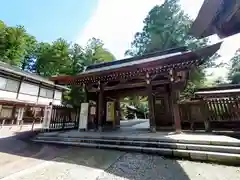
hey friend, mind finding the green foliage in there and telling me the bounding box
[126,0,204,56]
[0,21,37,67]
[34,39,71,77]
[228,49,240,84]
[84,38,116,66]
[122,96,148,119]
[126,0,219,99]
[21,34,37,70]
[0,20,116,106]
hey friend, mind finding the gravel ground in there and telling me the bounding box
[97,153,240,180]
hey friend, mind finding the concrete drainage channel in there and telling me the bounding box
[33,136,240,165]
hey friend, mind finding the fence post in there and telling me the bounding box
[201,100,211,132]
[20,120,24,131]
[62,108,66,130]
[31,120,35,131]
[1,119,5,128]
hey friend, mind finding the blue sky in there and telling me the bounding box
[0,0,98,42]
[1,0,240,80]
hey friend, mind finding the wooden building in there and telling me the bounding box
[51,43,221,132]
[191,0,240,38]
[0,61,68,124]
[179,84,240,131]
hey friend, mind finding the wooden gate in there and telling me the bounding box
[49,105,80,131]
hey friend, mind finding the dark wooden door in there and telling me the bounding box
[154,95,172,127]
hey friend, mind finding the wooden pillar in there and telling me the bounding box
[11,106,16,123]
[115,98,121,128]
[16,77,24,99]
[146,74,156,132]
[169,69,181,133]
[97,82,104,131]
[171,90,182,133]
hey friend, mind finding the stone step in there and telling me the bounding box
[34,136,240,154]
[33,139,240,165]
[37,133,240,147]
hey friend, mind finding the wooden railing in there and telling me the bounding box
[49,105,80,131]
[179,98,240,131]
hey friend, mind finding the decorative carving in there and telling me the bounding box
[146,72,151,84]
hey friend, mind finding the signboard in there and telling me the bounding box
[42,106,52,129]
[90,106,96,115]
[79,103,89,130]
[106,101,115,122]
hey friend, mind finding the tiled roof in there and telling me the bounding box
[85,47,188,73]
[0,61,68,90]
[50,42,222,85]
[83,47,188,74]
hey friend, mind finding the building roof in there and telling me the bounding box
[51,42,222,85]
[195,84,240,97]
[0,97,47,107]
[190,0,240,38]
[0,61,68,90]
[85,47,188,72]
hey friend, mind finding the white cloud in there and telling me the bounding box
[77,0,164,59]
[77,0,240,80]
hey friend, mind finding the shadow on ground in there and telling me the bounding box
[0,130,192,180]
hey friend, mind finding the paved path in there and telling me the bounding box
[1,147,240,180]
[1,128,240,180]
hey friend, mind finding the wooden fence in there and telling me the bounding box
[49,105,80,131]
[179,98,240,131]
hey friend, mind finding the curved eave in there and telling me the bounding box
[190,0,224,38]
[50,43,222,85]
[191,0,240,38]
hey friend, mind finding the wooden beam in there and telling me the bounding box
[97,82,104,131]
[104,79,169,91]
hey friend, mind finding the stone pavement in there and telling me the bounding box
[0,124,41,138]
[1,123,240,180]
[39,128,240,146]
[1,147,240,180]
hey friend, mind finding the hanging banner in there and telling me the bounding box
[79,103,89,130]
[42,105,52,129]
[106,101,115,122]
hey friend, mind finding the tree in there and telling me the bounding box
[21,34,37,70]
[0,19,116,106]
[126,0,195,56]
[0,21,37,68]
[63,38,116,106]
[125,0,219,98]
[228,49,240,84]
[34,38,71,77]
[69,43,86,75]
[84,38,116,66]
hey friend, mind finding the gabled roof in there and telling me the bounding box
[50,42,222,85]
[0,61,68,90]
[85,47,188,72]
